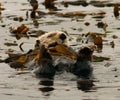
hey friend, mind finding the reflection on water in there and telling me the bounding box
[43,0,58,11]
[77,79,95,92]
[38,76,96,95]
[39,86,54,97]
[38,77,54,97]
[39,78,54,86]
[39,87,54,92]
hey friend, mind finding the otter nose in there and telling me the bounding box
[59,33,67,41]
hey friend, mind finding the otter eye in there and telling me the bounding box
[36,40,40,43]
[59,33,66,40]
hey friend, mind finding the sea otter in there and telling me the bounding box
[34,31,94,79]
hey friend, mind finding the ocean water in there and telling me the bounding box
[0,0,120,100]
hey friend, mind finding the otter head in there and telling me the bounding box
[38,31,68,47]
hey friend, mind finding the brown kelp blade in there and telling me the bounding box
[34,53,41,61]
[16,56,28,63]
[48,44,77,60]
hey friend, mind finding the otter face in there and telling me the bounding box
[38,31,68,47]
[37,31,76,60]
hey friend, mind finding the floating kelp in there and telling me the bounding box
[96,21,108,32]
[94,36,103,45]
[2,53,23,64]
[112,35,118,39]
[4,41,18,47]
[89,11,106,17]
[89,1,114,7]
[19,42,24,52]
[92,55,110,62]
[49,44,77,60]
[28,0,42,20]
[57,11,87,18]
[61,0,88,7]
[56,10,106,19]
[0,3,1,15]
[6,51,22,58]
[0,3,3,15]
[89,1,107,7]
[113,4,120,19]
[84,22,90,26]
[28,30,46,38]
[0,2,5,11]
[43,0,57,11]
[77,31,113,52]
[13,16,24,22]
[33,19,39,27]
[2,49,33,70]
[76,32,105,44]
[9,24,29,39]
[77,79,94,91]
[30,10,36,19]
[29,0,39,10]
[30,10,46,19]
[110,41,115,48]
[94,36,103,52]
[9,61,26,70]
[15,71,31,75]
[92,14,105,19]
